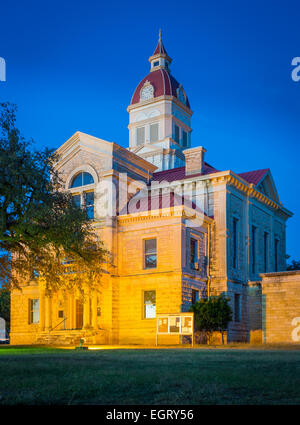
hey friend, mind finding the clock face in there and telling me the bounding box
[140,84,154,101]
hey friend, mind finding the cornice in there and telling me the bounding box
[117,205,213,225]
[128,114,192,132]
[127,95,193,116]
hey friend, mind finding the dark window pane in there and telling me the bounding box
[275,239,279,272]
[252,226,256,274]
[233,218,238,269]
[72,194,81,208]
[264,232,268,273]
[86,206,94,219]
[70,172,94,188]
[85,192,94,219]
[145,239,156,254]
[192,289,198,304]
[145,254,157,268]
[85,191,94,206]
[83,172,94,185]
[71,174,83,188]
[182,131,188,147]
[174,125,180,143]
[234,294,241,322]
[190,238,197,265]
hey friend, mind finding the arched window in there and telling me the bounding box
[70,172,94,188]
[69,171,95,220]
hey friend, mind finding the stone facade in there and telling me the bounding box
[9,35,294,346]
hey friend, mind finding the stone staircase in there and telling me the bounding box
[35,329,101,346]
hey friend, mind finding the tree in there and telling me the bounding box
[0,102,108,294]
[287,260,300,271]
[0,288,10,331]
[189,295,232,344]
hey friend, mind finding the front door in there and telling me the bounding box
[76,300,83,329]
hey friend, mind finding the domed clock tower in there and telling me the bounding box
[127,31,193,171]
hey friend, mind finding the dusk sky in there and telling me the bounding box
[1,0,299,260]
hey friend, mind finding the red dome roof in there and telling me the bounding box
[130,69,190,108]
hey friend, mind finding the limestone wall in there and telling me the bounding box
[261,271,300,343]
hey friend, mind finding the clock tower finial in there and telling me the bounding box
[148,31,172,72]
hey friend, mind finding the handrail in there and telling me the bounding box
[49,317,67,333]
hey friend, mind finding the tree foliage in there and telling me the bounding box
[287,260,300,271]
[0,288,10,330]
[0,102,109,294]
[189,295,232,344]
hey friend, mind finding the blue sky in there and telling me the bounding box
[0,0,299,260]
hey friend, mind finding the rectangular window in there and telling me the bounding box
[174,125,180,143]
[72,194,81,208]
[275,239,279,272]
[190,238,198,268]
[192,289,199,304]
[234,294,241,322]
[29,299,39,324]
[233,218,238,269]
[137,126,145,145]
[150,123,159,142]
[252,226,256,274]
[144,290,156,318]
[182,130,188,147]
[264,232,269,273]
[84,191,94,219]
[144,239,157,269]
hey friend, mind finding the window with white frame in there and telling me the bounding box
[28,299,39,324]
[144,290,156,319]
[190,238,198,269]
[137,126,145,145]
[232,218,239,269]
[72,191,94,219]
[150,123,159,142]
[70,172,95,220]
[144,239,157,269]
[174,125,180,143]
[234,294,241,322]
[182,130,188,147]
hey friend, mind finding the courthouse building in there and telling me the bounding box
[10,34,294,345]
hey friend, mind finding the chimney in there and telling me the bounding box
[183,146,207,175]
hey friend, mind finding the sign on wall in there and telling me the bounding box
[156,313,194,346]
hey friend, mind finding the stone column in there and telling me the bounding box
[68,293,74,330]
[39,291,45,331]
[92,294,98,329]
[83,293,91,329]
[45,296,52,330]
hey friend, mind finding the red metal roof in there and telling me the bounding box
[130,69,190,108]
[238,169,269,185]
[152,163,219,183]
[152,38,168,56]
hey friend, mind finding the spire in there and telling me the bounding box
[149,30,172,71]
[152,29,169,57]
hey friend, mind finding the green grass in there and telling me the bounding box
[1,346,300,405]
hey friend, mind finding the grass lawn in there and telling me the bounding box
[1,345,300,405]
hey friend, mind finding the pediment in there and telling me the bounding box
[256,171,281,204]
